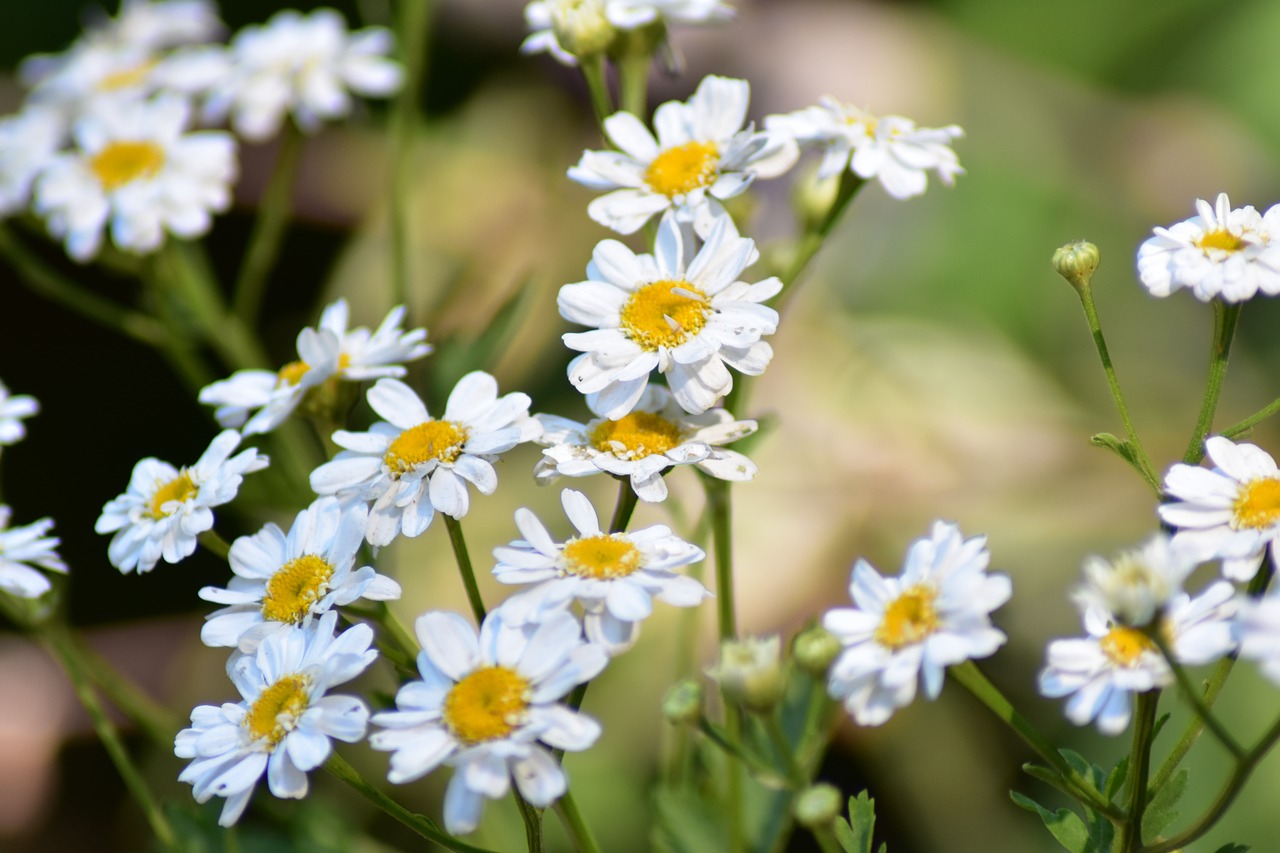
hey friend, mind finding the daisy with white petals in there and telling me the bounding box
[822,521,1011,726]
[1137,193,1280,302]
[310,374,540,547]
[1159,435,1280,581]
[95,430,268,574]
[0,507,67,599]
[200,497,401,652]
[568,75,796,235]
[0,380,39,447]
[521,0,733,66]
[535,384,756,502]
[493,489,708,654]
[1071,534,1198,628]
[0,108,64,217]
[370,609,606,835]
[560,214,780,418]
[1236,595,1280,686]
[175,612,376,827]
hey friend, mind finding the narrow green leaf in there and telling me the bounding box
[1022,762,1062,787]
[1142,768,1188,840]
[832,791,877,853]
[1090,432,1137,467]
[1211,844,1249,853]
[1010,792,1090,853]
[1104,756,1129,802]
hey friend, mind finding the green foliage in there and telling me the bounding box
[651,788,728,853]
[1142,768,1188,841]
[1212,844,1250,853]
[1010,792,1092,853]
[833,791,885,853]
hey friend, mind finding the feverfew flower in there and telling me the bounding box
[560,215,780,418]
[199,498,401,652]
[95,430,268,574]
[0,108,64,217]
[1159,435,1280,581]
[822,521,1011,726]
[33,94,235,262]
[1236,595,1280,685]
[369,609,606,835]
[568,75,797,235]
[310,375,540,547]
[0,507,67,599]
[535,384,756,502]
[0,380,39,447]
[174,612,376,827]
[202,8,402,141]
[493,489,708,654]
[706,635,785,712]
[521,0,733,66]
[1072,534,1198,627]
[1137,193,1280,302]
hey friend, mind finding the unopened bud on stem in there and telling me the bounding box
[550,0,616,59]
[662,679,704,725]
[794,783,843,828]
[1052,240,1100,294]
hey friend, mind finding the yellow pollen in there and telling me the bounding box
[337,353,351,371]
[97,59,156,91]
[89,140,165,191]
[246,674,311,747]
[1100,626,1155,667]
[619,279,710,351]
[261,555,335,624]
[562,534,643,579]
[442,666,530,745]
[874,585,939,650]
[1233,478,1280,530]
[277,360,311,387]
[588,411,682,459]
[644,140,720,197]
[148,471,197,519]
[1196,228,1245,253]
[384,420,468,472]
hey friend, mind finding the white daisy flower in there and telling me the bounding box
[493,489,708,654]
[521,0,733,66]
[706,635,785,712]
[199,497,401,652]
[1236,594,1280,685]
[0,507,68,599]
[535,384,756,502]
[174,611,376,827]
[1137,193,1280,302]
[310,374,540,547]
[822,521,1011,726]
[1071,534,1199,628]
[33,94,235,262]
[560,215,780,418]
[0,380,40,447]
[369,608,606,835]
[110,0,224,50]
[201,8,402,142]
[1159,435,1280,582]
[198,299,430,436]
[94,430,268,574]
[1165,581,1236,666]
[568,75,797,235]
[765,97,963,200]
[0,107,65,217]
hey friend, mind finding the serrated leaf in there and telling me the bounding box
[1142,768,1188,840]
[832,791,877,853]
[1011,792,1091,853]
[1105,757,1129,802]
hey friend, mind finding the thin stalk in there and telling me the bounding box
[513,791,544,853]
[704,476,735,640]
[810,825,845,853]
[616,52,650,117]
[764,712,805,788]
[695,717,775,779]
[579,53,614,128]
[198,529,231,560]
[388,0,435,310]
[723,705,746,853]
[64,627,178,746]
[444,515,486,624]
[232,124,305,326]
[554,789,603,853]
[1222,395,1280,440]
[608,478,639,532]
[1118,691,1158,852]
[1181,301,1243,465]
[1150,634,1243,759]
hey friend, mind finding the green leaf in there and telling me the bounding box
[1151,712,1171,743]
[1142,768,1188,840]
[833,791,877,853]
[1010,792,1090,853]
[1211,844,1250,853]
[1090,432,1138,467]
[652,788,727,853]
[1104,757,1129,802]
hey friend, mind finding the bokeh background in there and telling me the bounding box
[4,0,1280,850]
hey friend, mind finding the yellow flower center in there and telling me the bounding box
[89,141,165,191]
[1196,228,1245,253]
[561,534,643,579]
[442,666,531,745]
[148,471,197,519]
[277,360,311,387]
[246,674,311,747]
[874,585,939,650]
[588,411,682,459]
[1232,478,1280,530]
[619,279,710,351]
[644,140,720,197]
[1100,625,1155,667]
[97,59,156,91]
[384,420,469,473]
[261,555,335,624]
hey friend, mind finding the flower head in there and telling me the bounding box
[0,380,39,447]
[0,507,67,599]
[706,635,785,712]
[370,609,606,835]
[1072,534,1198,627]
[95,430,268,573]
[522,0,733,66]
[0,107,65,217]
[822,521,1011,726]
[175,612,376,827]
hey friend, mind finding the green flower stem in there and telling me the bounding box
[1118,691,1159,852]
[1222,395,1280,440]
[695,716,781,783]
[43,627,178,851]
[608,478,639,533]
[616,52,650,117]
[345,602,419,672]
[1181,301,1243,465]
[809,824,845,853]
[444,515,487,624]
[0,224,167,346]
[197,529,231,560]
[388,0,435,310]
[231,124,305,326]
[324,752,499,853]
[703,476,735,641]
[579,54,614,129]
[554,789,603,853]
[161,241,271,369]
[948,661,1122,820]
[1150,634,1243,759]
[764,711,806,788]
[513,790,544,853]
[723,705,747,853]
[797,675,836,770]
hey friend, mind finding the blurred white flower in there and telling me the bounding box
[522,0,733,66]
[1072,534,1198,627]
[0,507,67,599]
[706,635,785,712]
[0,380,40,447]
[0,107,65,217]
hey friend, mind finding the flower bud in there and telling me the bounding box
[1052,240,1100,294]
[706,635,785,713]
[662,679,704,725]
[793,624,842,676]
[793,783,843,829]
[550,0,616,59]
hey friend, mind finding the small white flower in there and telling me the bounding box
[493,489,707,654]
[535,384,756,502]
[199,497,401,652]
[822,521,1011,726]
[1072,534,1199,627]
[1236,594,1280,685]
[706,635,785,712]
[0,380,39,447]
[1137,193,1280,302]
[0,107,65,217]
[521,0,733,66]
[33,94,235,262]
[174,612,376,827]
[568,75,797,235]
[201,8,402,141]
[110,0,224,51]
[369,609,606,835]
[1159,435,1280,582]
[1165,581,1236,666]
[765,97,963,200]
[0,506,67,599]
[560,215,780,418]
[310,374,540,547]
[95,430,268,574]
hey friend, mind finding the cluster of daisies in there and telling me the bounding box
[0,0,401,261]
